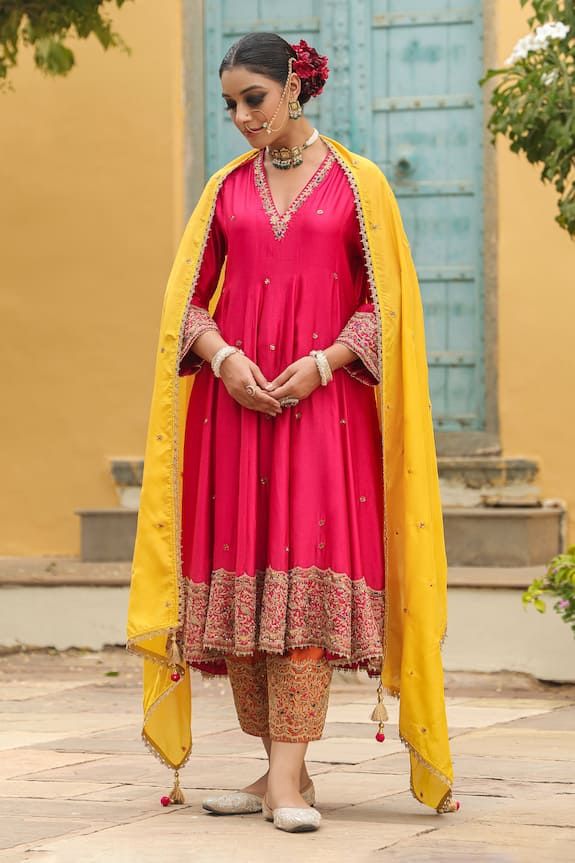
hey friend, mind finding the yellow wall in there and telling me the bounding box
[497,3,575,539]
[1,1,573,555]
[0,0,183,554]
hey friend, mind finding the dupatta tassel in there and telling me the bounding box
[166,632,182,666]
[161,769,186,806]
[166,633,183,683]
[371,682,388,741]
[169,769,185,804]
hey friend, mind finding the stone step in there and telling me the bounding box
[443,505,565,567]
[113,457,542,488]
[438,456,543,507]
[75,503,566,566]
[437,456,539,486]
[74,508,137,563]
[111,457,546,510]
[110,459,143,508]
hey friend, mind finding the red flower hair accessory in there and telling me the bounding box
[291,39,329,99]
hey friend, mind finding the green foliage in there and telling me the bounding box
[480,0,575,236]
[522,545,575,636]
[0,0,131,88]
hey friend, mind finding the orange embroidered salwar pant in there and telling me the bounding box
[225,647,333,742]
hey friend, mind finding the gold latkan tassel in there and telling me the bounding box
[160,770,185,807]
[166,632,183,683]
[370,682,388,741]
[169,769,185,804]
[166,632,182,666]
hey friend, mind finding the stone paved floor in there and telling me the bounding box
[0,649,574,863]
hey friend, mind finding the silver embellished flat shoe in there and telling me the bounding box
[202,780,315,815]
[202,790,264,815]
[262,793,322,833]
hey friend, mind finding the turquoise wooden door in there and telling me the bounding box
[204,1,485,433]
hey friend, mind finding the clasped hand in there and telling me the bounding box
[264,356,322,400]
[219,352,322,417]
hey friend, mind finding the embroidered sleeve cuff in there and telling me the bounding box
[179,304,221,376]
[335,308,380,386]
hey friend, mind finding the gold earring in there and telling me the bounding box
[288,99,302,120]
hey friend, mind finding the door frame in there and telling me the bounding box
[181,0,500,457]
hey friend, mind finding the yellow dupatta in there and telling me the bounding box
[126,134,454,811]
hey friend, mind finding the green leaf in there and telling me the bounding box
[534,598,547,613]
[34,37,75,76]
[1,1,131,86]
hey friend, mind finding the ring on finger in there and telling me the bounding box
[279,397,299,407]
[245,384,258,397]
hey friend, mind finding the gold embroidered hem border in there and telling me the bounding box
[180,565,384,669]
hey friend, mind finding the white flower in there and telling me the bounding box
[541,68,559,86]
[505,34,537,64]
[535,21,570,42]
[505,20,570,65]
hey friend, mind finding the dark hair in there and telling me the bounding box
[219,32,313,104]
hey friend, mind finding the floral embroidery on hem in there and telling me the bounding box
[180,565,384,673]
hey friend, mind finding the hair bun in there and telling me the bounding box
[291,39,329,99]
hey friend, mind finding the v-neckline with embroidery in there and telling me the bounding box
[253,142,336,241]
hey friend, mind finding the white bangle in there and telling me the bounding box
[211,345,244,377]
[309,349,333,386]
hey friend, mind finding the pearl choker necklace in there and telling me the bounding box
[266,128,320,169]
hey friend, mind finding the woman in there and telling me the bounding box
[127,32,459,833]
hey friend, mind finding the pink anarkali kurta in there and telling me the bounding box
[178,147,385,678]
